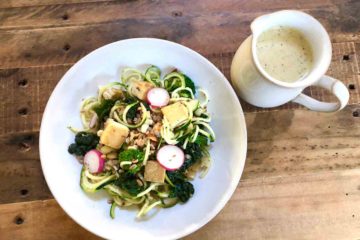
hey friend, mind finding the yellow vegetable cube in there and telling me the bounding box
[144,161,165,183]
[161,102,189,129]
[128,80,154,101]
[100,119,129,149]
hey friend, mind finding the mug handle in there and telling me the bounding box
[292,76,349,112]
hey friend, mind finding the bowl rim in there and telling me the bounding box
[39,37,247,240]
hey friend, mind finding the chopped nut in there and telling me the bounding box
[151,122,162,137]
[136,179,144,186]
[147,133,158,142]
[151,112,163,122]
[97,130,104,137]
[129,164,137,170]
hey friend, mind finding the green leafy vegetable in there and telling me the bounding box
[166,171,194,202]
[178,142,204,172]
[92,99,116,121]
[184,74,196,94]
[126,102,139,120]
[167,170,186,184]
[169,181,194,203]
[68,132,99,156]
[142,101,151,111]
[114,173,144,196]
[118,149,145,174]
[118,149,145,162]
[194,135,209,147]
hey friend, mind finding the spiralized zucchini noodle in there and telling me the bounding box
[67,65,216,219]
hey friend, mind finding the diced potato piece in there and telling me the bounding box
[161,102,189,129]
[128,80,154,101]
[100,119,129,149]
[144,161,165,183]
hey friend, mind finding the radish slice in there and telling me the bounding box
[147,87,170,108]
[84,150,105,173]
[157,145,184,171]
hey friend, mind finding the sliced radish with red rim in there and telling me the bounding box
[84,149,105,173]
[147,87,170,108]
[157,145,184,171]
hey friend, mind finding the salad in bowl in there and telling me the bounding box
[67,66,215,219]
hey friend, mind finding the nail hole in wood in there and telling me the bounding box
[349,84,355,90]
[352,111,359,117]
[171,11,183,17]
[18,79,28,87]
[63,44,71,51]
[346,193,349,196]
[343,55,350,61]
[23,135,33,142]
[19,142,31,152]
[62,13,69,20]
[18,107,28,116]
[352,214,355,218]
[14,216,24,225]
[20,189,28,196]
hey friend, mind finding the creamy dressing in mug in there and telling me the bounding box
[256,26,313,83]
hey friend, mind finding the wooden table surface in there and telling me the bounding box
[0,0,360,239]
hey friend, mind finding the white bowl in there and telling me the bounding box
[40,38,247,240]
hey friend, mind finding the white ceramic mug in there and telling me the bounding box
[231,10,349,112]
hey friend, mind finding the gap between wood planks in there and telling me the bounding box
[1,169,360,240]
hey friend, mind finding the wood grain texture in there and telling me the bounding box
[0,131,52,204]
[1,105,360,204]
[0,199,98,240]
[0,0,110,8]
[1,169,360,240]
[0,0,359,239]
[0,0,344,30]
[0,40,358,137]
[0,1,358,69]
[185,169,360,240]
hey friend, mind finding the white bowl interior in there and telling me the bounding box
[40,38,247,240]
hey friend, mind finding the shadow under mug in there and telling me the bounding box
[230,10,349,112]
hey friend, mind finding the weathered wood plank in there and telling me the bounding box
[244,104,360,179]
[0,41,358,136]
[0,0,343,30]
[0,64,71,135]
[186,169,360,240]
[1,104,360,204]
[0,0,110,8]
[0,1,358,69]
[0,131,52,204]
[1,169,360,240]
[0,199,98,240]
